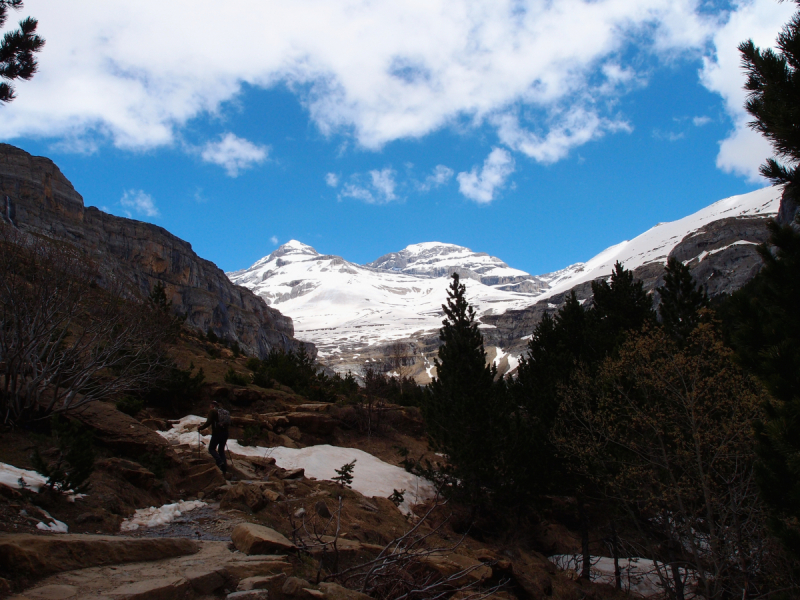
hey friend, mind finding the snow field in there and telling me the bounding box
[160,416,436,514]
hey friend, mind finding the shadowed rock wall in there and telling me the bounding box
[0,143,312,359]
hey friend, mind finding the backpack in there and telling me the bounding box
[217,407,231,429]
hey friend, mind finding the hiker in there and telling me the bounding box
[199,400,230,475]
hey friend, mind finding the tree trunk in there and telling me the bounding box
[578,496,591,580]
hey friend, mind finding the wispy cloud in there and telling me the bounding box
[418,165,454,191]
[340,168,398,204]
[270,235,279,245]
[120,189,159,218]
[200,133,269,177]
[457,148,515,204]
[325,172,340,187]
[693,116,711,127]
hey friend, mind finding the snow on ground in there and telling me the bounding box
[550,554,696,597]
[0,462,48,492]
[120,500,206,532]
[160,416,436,514]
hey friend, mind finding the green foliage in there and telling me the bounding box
[32,415,95,493]
[115,395,143,417]
[423,274,511,507]
[246,347,358,401]
[364,368,424,407]
[224,367,249,386]
[143,362,205,408]
[333,459,356,488]
[739,4,800,194]
[657,257,709,344]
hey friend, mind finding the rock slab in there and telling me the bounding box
[232,523,296,555]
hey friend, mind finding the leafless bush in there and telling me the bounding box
[0,225,174,425]
[288,495,505,600]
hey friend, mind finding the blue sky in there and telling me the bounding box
[0,1,794,276]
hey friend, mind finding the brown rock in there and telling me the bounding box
[318,582,373,600]
[174,457,226,495]
[106,576,190,600]
[221,483,269,513]
[231,524,296,555]
[184,568,226,595]
[279,468,305,480]
[237,573,287,593]
[227,591,269,600]
[285,413,337,435]
[282,577,317,599]
[419,553,493,586]
[285,426,303,441]
[0,534,198,578]
[69,402,174,459]
[96,458,155,490]
[16,584,78,599]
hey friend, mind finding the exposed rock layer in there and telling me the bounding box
[0,144,310,359]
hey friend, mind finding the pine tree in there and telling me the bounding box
[423,274,509,507]
[739,1,800,200]
[657,257,709,343]
[0,1,44,103]
[727,224,800,555]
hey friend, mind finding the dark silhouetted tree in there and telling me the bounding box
[0,1,44,103]
[658,257,708,343]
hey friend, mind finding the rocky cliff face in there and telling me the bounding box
[0,144,309,359]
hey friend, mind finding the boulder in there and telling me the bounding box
[173,457,226,495]
[318,582,373,600]
[226,591,269,600]
[220,483,278,513]
[237,573,287,593]
[419,553,492,586]
[282,577,318,599]
[69,401,174,459]
[285,413,337,435]
[0,534,198,578]
[231,524,296,555]
[96,458,155,490]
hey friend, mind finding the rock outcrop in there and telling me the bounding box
[0,144,311,359]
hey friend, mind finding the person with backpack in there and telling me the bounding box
[199,400,231,475]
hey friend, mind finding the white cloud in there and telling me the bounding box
[120,189,159,218]
[457,148,515,204]
[692,116,711,127]
[0,1,719,160]
[418,165,454,191]
[270,235,279,245]
[200,133,268,177]
[325,172,339,187]
[340,168,398,204]
[699,0,796,182]
[494,110,631,164]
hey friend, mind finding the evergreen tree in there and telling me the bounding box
[727,224,800,555]
[657,257,709,343]
[423,274,509,507]
[0,1,44,103]
[589,261,655,358]
[729,1,800,557]
[739,1,800,199]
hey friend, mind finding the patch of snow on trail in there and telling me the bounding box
[160,416,435,514]
[120,500,206,531]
